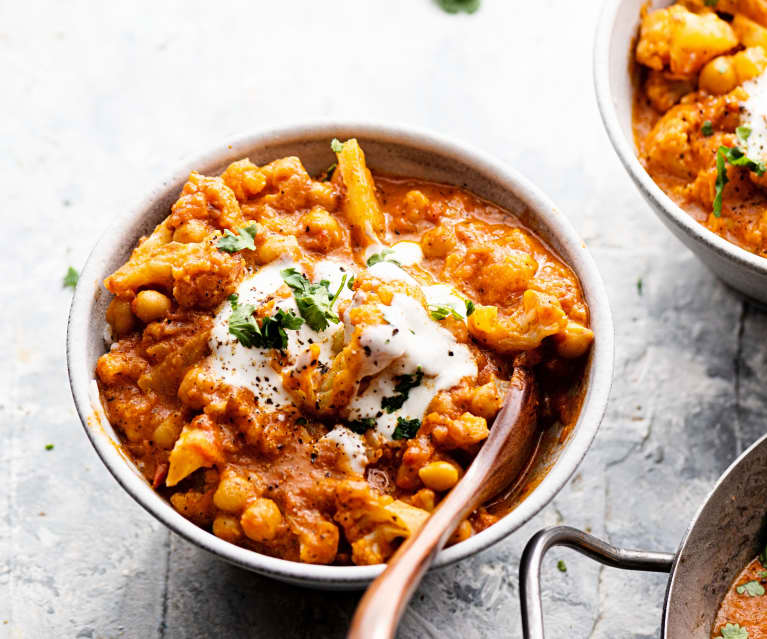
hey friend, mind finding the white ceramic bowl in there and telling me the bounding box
[66,122,614,589]
[595,0,767,303]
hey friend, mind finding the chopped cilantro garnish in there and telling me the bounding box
[429,303,463,321]
[736,580,765,597]
[217,224,259,253]
[714,146,766,217]
[704,0,718,6]
[760,542,767,567]
[701,120,714,137]
[737,126,752,141]
[436,0,480,13]
[637,278,643,295]
[347,418,376,434]
[330,138,344,153]
[381,369,424,413]
[347,275,355,291]
[63,266,79,288]
[45,444,54,451]
[392,417,421,440]
[557,560,567,572]
[280,268,344,331]
[716,623,749,639]
[465,300,475,316]
[227,294,303,350]
[366,248,401,267]
[322,162,337,181]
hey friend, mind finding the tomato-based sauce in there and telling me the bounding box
[95,140,592,565]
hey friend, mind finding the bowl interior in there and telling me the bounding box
[68,124,613,587]
[664,433,767,638]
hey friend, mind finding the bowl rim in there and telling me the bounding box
[66,121,614,587]
[594,0,767,279]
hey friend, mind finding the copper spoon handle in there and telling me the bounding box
[347,368,538,639]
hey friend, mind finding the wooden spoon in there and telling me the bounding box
[347,367,539,639]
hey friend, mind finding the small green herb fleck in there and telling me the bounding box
[280,268,343,331]
[45,444,54,451]
[63,266,79,288]
[366,248,401,268]
[323,162,337,181]
[759,542,767,566]
[436,0,480,14]
[701,120,714,137]
[227,294,303,350]
[295,417,308,425]
[429,303,463,321]
[331,138,344,153]
[347,418,376,434]
[217,224,260,253]
[704,0,718,6]
[557,560,567,573]
[712,144,765,217]
[737,126,752,141]
[347,275,355,291]
[381,369,424,413]
[716,623,749,639]
[736,580,765,597]
[392,417,421,440]
[637,278,643,295]
[465,300,475,316]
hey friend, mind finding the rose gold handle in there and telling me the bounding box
[347,369,538,639]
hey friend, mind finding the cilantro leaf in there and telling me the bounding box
[429,303,463,321]
[737,126,752,141]
[323,162,337,181]
[227,294,303,350]
[63,266,79,288]
[331,138,344,153]
[557,560,567,572]
[714,145,767,217]
[392,417,421,440]
[704,0,718,6]
[366,248,401,267]
[347,418,376,434]
[217,224,260,253]
[381,369,424,413]
[45,444,54,451]
[716,623,749,639]
[637,278,643,295]
[436,0,480,13]
[701,120,714,137]
[465,300,475,316]
[736,580,765,597]
[347,275,355,291]
[280,268,342,331]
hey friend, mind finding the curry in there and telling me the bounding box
[633,0,767,256]
[95,138,593,566]
[712,552,767,639]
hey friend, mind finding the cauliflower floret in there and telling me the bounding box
[166,416,224,486]
[636,5,738,74]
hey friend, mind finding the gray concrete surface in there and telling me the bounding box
[2,1,762,637]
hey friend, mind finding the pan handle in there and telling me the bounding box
[520,526,675,639]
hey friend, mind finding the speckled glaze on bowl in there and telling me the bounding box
[595,0,767,303]
[66,123,614,590]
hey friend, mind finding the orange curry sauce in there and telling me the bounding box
[95,140,592,565]
[713,556,767,639]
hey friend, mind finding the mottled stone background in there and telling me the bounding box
[2,1,761,637]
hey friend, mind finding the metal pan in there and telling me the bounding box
[520,433,767,638]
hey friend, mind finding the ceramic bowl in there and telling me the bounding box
[66,122,614,589]
[595,0,767,303]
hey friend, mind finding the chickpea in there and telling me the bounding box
[255,234,300,264]
[299,206,343,251]
[410,488,436,512]
[213,472,255,513]
[698,55,737,95]
[418,461,460,492]
[447,519,473,545]
[555,320,595,359]
[172,218,210,243]
[734,47,767,83]
[131,290,172,323]
[240,498,282,542]
[105,298,135,336]
[403,189,430,223]
[212,514,243,543]
[420,224,457,258]
[152,414,183,449]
